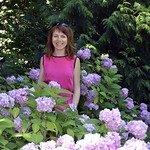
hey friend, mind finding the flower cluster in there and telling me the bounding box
[126,120,148,140]
[6,75,24,83]
[139,103,150,125]
[14,116,22,132]
[49,81,61,89]
[8,87,29,106]
[120,88,129,98]
[82,73,101,87]
[77,48,91,60]
[124,97,134,110]
[99,108,125,131]
[35,96,56,113]
[29,68,40,81]
[83,123,95,133]
[101,56,117,69]
[6,75,16,83]
[0,93,15,108]
[118,137,148,150]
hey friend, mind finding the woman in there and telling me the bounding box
[38,23,80,110]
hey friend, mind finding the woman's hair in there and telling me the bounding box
[45,23,76,59]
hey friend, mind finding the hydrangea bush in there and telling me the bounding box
[0,45,150,150]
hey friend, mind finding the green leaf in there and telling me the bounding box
[47,114,56,122]
[62,120,75,127]
[67,128,74,137]
[86,119,100,124]
[11,108,20,118]
[99,92,107,98]
[0,135,8,146]
[0,118,14,128]
[32,123,40,133]
[31,133,43,144]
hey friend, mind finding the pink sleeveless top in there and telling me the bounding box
[43,55,77,106]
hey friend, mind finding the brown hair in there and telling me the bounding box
[45,24,76,59]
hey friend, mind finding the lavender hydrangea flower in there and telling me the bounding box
[82,73,101,87]
[124,97,134,109]
[80,84,88,96]
[0,109,10,117]
[8,87,29,106]
[14,116,22,132]
[126,120,148,140]
[0,93,15,108]
[104,132,121,150]
[29,68,40,81]
[86,90,97,102]
[118,137,148,150]
[20,142,39,150]
[140,103,148,111]
[69,103,77,111]
[120,88,129,98]
[99,108,125,131]
[21,106,31,115]
[56,134,75,149]
[81,70,87,76]
[35,96,56,113]
[83,123,95,133]
[102,56,113,69]
[39,140,56,150]
[17,76,24,82]
[6,75,16,83]
[77,48,91,60]
[48,81,61,89]
[78,114,90,123]
[84,102,99,110]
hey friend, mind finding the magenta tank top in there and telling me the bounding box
[43,55,77,106]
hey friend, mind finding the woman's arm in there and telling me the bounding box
[72,57,80,106]
[38,57,44,85]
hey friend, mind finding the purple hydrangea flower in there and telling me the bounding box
[140,103,148,111]
[126,120,148,140]
[102,56,113,69]
[29,68,40,81]
[77,48,91,60]
[17,76,24,82]
[35,96,56,113]
[81,70,87,76]
[120,88,129,98]
[20,142,39,150]
[124,97,134,109]
[79,114,90,123]
[86,90,97,102]
[69,103,77,111]
[0,109,10,117]
[14,116,22,132]
[21,106,31,115]
[82,73,101,87]
[83,123,95,133]
[8,87,29,106]
[80,84,88,96]
[104,132,121,150]
[84,102,99,110]
[99,108,126,131]
[0,93,15,108]
[6,76,16,83]
[48,81,61,89]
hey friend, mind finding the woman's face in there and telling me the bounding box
[52,29,68,52]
